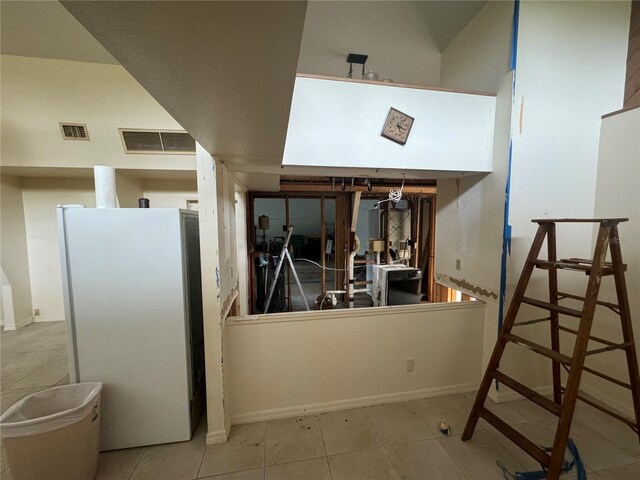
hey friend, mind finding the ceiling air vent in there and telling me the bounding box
[119,129,196,154]
[60,123,89,141]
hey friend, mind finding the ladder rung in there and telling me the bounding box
[490,371,561,416]
[513,317,551,327]
[556,291,621,314]
[560,387,638,432]
[478,406,551,468]
[586,341,634,356]
[582,365,632,389]
[352,280,372,286]
[531,218,628,224]
[520,297,583,318]
[557,325,618,346]
[504,333,573,365]
[562,257,626,273]
[532,259,614,275]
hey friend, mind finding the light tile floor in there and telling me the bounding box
[2,322,640,479]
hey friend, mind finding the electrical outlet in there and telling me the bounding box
[455,259,461,271]
[406,358,415,373]
[33,308,40,316]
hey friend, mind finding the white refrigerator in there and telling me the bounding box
[57,207,205,450]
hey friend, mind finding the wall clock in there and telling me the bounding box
[381,107,414,145]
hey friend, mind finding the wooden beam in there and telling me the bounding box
[321,194,326,294]
[413,199,421,269]
[384,201,390,264]
[285,196,291,312]
[351,191,361,232]
[280,183,436,195]
[428,198,436,302]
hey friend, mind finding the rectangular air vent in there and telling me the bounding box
[119,129,195,154]
[60,123,89,140]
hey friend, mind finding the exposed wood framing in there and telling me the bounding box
[280,183,436,195]
[321,194,326,293]
[285,196,292,311]
[428,198,436,302]
[384,201,391,264]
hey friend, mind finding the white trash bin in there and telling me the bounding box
[0,382,102,480]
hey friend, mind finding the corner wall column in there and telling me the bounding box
[196,143,230,444]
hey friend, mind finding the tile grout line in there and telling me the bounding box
[315,414,333,480]
[126,448,147,480]
[363,405,401,479]
[263,420,266,479]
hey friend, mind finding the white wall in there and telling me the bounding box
[0,175,33,328]
[584,107,640,416]
[436,2,514,399]
[21,177,96,321]
[502,0,630,391]
[0,55,195,172]
[298,1,441,86]
[355,199,380,255]
[437,1,631,398]
[141,178,197,209]
[283,76,496,173]
[252,197,338,241]
[18,175,198,322]
[441,1,514,94]
[224,302,485,423]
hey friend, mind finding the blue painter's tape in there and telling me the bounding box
[511,0,520,71]
[496,1,520,392]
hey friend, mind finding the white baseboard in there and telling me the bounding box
[230,382,480,425]
[206,415,231,444]
[33,315,65,323]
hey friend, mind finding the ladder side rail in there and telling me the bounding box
[547,223,611,479]
[547,222,562,405]
[462,224,549,441]
[608,224,640,442]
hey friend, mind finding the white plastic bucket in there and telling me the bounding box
[0,382,102,480]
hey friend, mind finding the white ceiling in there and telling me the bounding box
[415,1,487,51]
[61,0,308,170]
[0,1,117,64]
[2,1,486,185]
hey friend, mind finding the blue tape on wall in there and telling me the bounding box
[497,0,520,391]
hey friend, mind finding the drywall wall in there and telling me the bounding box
[584,107,640,416]
[355,199,380,255]
[283,76,496,173]
[298,1,441,86]
[436,0,514,304]
[115,174,143,208]
[141,178,197,209]
[21,177,96,321]
[503,0,631,391]
[217,163,240,319]
[0,175,33,329]
[19,175,197,322]
[436,1,631,398]
[235,189,249,317]
[195,146,228,444]
[440,1,514,94]
[252,197,338,241]
[224,302,485,423]
[0,55,195,172]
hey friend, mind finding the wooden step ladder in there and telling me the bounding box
[462,218,640,480]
